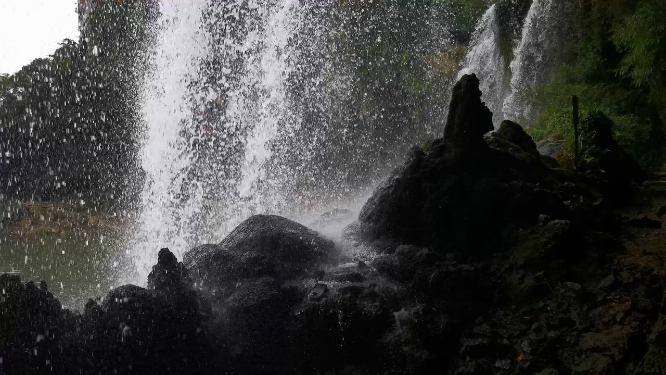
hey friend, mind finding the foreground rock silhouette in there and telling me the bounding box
[1,75,660,375]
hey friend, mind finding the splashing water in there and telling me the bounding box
[129,1,316,282]
[128,0,210,283]
[230,0,300,216]
[127,1,467,283]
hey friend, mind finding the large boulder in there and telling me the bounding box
[497,119,539,157]
[78,249,215,375]
[0,274,64,374]
[537,133,566,159]
[181,215,343,373]
[184,215,337,289]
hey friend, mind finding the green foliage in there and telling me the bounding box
[527,0,666,169]
[612,1,666,111]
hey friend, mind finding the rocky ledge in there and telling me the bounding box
[2,74,663,375]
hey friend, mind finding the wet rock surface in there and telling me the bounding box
[1,75,663,374]
[184,214,337,284]
[537,133,566,159]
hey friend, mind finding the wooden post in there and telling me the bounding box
[573,96,579,170]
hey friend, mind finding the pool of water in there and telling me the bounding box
[0,200,128,309]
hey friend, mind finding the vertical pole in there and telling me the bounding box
[573,96,579,170]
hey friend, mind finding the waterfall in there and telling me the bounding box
[457,4,508,127]
[129,1,312,282]
[128,0,210,283]
[503,0,571,124]
[127,1,457,283]
[457,0,572,128]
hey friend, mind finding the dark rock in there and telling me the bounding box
[309,283,328,301]
[495,359,512,369]
[573,353,613,375]
[497,120,538,157]
[461,337,511,358]
[485,131,539,164]
[657,206,666,217]
[358,138,569,254]
[537,134,566,159]
[599,274,619,290]
[323,266,367,283]
[637,299,653,313]
[510,220,575,267]
[540,155,560,168]
[565,282,582,291]
[580,325,634,361]
[372,245,440,283]
[625,215,662,229]
[618,270,634,284]
[444,73,494,144]
[0,273,63,374]
[184,215,337,287]
[148,247,193,293]
[357,75,579,255]
[636,347,666,374]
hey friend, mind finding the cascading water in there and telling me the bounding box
[457,0,572,128]
[457,4,509,127]
[502,0,571,124]
[128,1,459,283]
[228,0,301,218]
[129,1,314,282]
[128,0,210,283]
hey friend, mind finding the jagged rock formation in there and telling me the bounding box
[357,74,577,254]
[444,74,494,145]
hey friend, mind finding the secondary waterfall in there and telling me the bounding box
[503,0,571,123]
[457,4,508,127]
[458,0,571,127]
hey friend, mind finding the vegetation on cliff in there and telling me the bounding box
[529,0,666,169]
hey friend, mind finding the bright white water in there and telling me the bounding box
[459,0,570,127]
[502,0,571,123]
[229,0,300,218]
[233,0,298,198]
[128,0,210,283]
[129,1,323,283]
[458,4,508,127]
